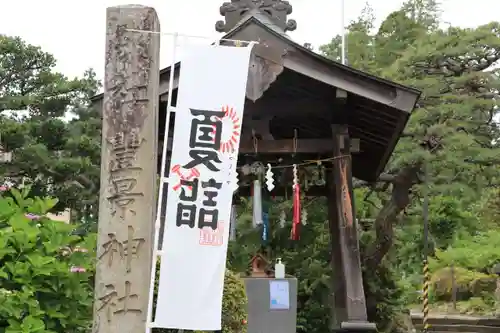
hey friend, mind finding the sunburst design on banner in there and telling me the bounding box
[213,105,241,154]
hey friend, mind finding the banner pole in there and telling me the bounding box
[145,32,179,333]
[340,0,346,65]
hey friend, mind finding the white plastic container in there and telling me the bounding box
[275,258,285,279]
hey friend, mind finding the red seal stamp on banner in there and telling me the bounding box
[199,221,225,246]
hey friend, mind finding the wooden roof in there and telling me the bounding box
[91,2,421,182]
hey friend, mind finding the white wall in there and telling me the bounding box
[47,209,71,223]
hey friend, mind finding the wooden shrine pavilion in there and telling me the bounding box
[91,1,421,331]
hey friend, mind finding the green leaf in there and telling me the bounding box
[20,316,45,332]
[43,197,58,212]
[0,197,16,219]
[20,185,32,199]
[8,213,40,243]
[45,308,66,318]
[0,236,16,260]
[26,253,55,268]
[9,188,24,209]
[0,268,9,279]
[6,320,23,333]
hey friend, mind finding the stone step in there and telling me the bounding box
[414,324,500,333]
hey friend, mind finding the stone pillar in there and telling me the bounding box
[93,5,160,333]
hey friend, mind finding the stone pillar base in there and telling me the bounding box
[334,321,377,333]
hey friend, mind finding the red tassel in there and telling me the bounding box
[291,183,301,240]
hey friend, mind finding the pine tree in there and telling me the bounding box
[0,36,101,217]
[320,0,500,271]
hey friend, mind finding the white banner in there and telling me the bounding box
[154,44,253,330]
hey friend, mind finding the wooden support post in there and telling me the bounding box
[329,124,375,331]
[93,5,160,333]
[328,89,375,332]
[331,124,367,321]
[327,167,347,329]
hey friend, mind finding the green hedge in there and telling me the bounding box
[0,187,248,333]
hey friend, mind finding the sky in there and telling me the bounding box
[1,0,500,82]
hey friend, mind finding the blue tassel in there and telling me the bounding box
[262,211,269,244]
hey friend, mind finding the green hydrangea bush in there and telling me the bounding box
[0,187,95,333]
[0,186,247,333]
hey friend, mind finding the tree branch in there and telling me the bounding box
[353,173,395,188]
[464,158,500,166]
[362,164,421,269]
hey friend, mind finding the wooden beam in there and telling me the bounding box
[159,138,360,155]
[239,139,360,154]
[236,185,327,197]
[240,139,329,154]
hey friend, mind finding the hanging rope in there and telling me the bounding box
[236,155,350,171]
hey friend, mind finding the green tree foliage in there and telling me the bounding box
[320,0,500,271]
[430,231,500,272]
[0,35,101,218]
[0,187,95,333]
[318,0,500,320]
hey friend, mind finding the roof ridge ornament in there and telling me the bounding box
[215,0,297,33]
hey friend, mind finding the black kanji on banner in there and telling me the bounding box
[198,178,222,230]
[184,108,225,172]
[176,178,199,228]
[176,108,226,230]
